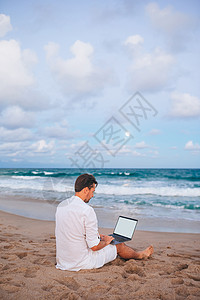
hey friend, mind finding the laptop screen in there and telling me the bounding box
[114,216,138,239]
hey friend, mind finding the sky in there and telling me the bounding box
[0,0,200,168]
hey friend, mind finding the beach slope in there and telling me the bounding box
[0,210,200,300]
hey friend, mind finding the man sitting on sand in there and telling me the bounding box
[55,173,153,271]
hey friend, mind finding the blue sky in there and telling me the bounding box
[0,0,200,168]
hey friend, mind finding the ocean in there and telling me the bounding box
[0,168,200,233]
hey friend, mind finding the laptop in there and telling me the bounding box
[109,216,138,245]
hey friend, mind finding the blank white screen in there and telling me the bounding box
[114,217,137,239]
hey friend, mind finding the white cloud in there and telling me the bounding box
[0,37,49,111]
[146,2,189,34]
[0,142,23,152]
[170,92,200,118]
[124,35,144,47]
[132,150,145,157]
[0,127,34,142]
[0,106,35,129]
[22,49,38,68]
[30,139,55,153]
[185,141,200,151]
[0,141,32,161]
[124,35,176,92]
[134,141,150,149]
[146,2,193,52]
[0,39,37,106]
[0,14,12,37]
[42,122,79,140]
[119,145,146,157]
[0,137,57,161]
[44,40,113,99]
[130,48,175,91]
[66,141,87,151]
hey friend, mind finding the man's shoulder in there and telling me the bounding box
[57,196,93,212]
[57,196,74,208]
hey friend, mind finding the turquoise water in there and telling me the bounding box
[0,168,200,232]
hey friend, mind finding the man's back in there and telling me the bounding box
[55,195,100,271]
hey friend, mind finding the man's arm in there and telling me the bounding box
[91,235,114,251]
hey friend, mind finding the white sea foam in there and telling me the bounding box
[1,177,200,197]
[1,179,200,197]
[0,177,73,193]
[44,171,54,175]
[11,176,39,180]
[97,184,200,197]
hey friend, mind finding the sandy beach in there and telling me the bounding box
[0,210,200,300]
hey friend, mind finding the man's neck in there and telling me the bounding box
[75,193,85,202]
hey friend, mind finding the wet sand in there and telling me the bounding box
[0,210,200,300]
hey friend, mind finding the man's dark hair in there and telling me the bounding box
[75,174,98,192]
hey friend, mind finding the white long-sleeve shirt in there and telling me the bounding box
[55,195,116,271]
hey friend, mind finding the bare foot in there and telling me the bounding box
[139,245,154,259]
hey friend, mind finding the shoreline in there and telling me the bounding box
[1,193,200,233]
[1,209,200,237]
[0,210,200,299]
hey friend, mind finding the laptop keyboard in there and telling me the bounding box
[115,237,126,242]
